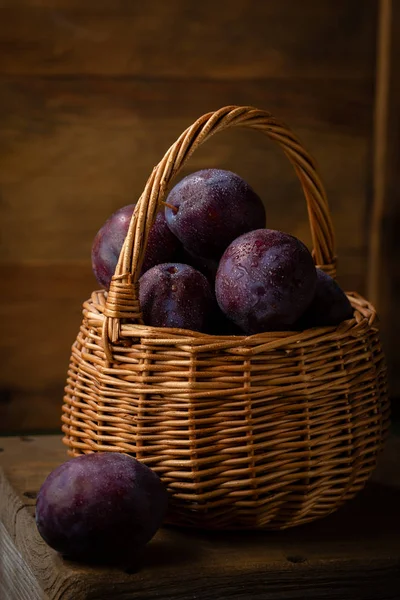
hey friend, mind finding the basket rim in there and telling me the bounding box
[83,289,378,345]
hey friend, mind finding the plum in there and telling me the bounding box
[35,452,168,565]
[296,268,354,328]
[139,263,215,332]
[92,204,180,289]
[176,248,220,284]
[215,229,317,334]
[165,169,266,260]
[209,309,246,336]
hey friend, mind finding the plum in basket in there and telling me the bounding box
[176,247,220,284]
[92,204,180,289]
[35,452,168,565]
[165,169,266,260]
[296,268,354,328]
[139,262,216,332]
[215,229,317,334]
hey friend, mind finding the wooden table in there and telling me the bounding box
[0,435,399,600]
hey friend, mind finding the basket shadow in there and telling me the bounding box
[300,481,400,540]
[283,481,400,541]
[165,481,400,548]
[121,481,399,575]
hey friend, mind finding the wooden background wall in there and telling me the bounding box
[0,0,398,433]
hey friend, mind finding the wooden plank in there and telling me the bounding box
[0,434,399,599]
[0,76,373,132]
[368,0,400,398]
[0,521,46,600]
[0,0,377,79]
[0,77,373,263]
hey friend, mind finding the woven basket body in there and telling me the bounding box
[62,107,390,530]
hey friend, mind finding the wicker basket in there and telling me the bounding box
[62,105,390,530]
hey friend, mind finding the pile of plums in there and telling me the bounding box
[92,168,353,335]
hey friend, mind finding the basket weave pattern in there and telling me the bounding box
[62,106,390,530]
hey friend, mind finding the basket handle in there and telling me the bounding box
[102,105,336,350]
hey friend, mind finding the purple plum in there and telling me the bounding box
[176,247,220,284]
[35,452,168,565]
[139,263,215,332]
[296,268,354,328]
[92,204,180,289]
[165,169,266,259]
[215,229,317,334]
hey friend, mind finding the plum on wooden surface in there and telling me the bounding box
[139,263,215,332]
[296,268,354,328]
[92,204,180,289]
[215,229,317,334]
[165,169,266,260]
[36,452,167,565]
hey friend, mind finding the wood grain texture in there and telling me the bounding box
[0,77,373,263]
[0,434,399,599]
[0,0,377,79]
[0,521,46,600]
[0,262,94,433]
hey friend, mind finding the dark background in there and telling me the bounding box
[0,0,399,433]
